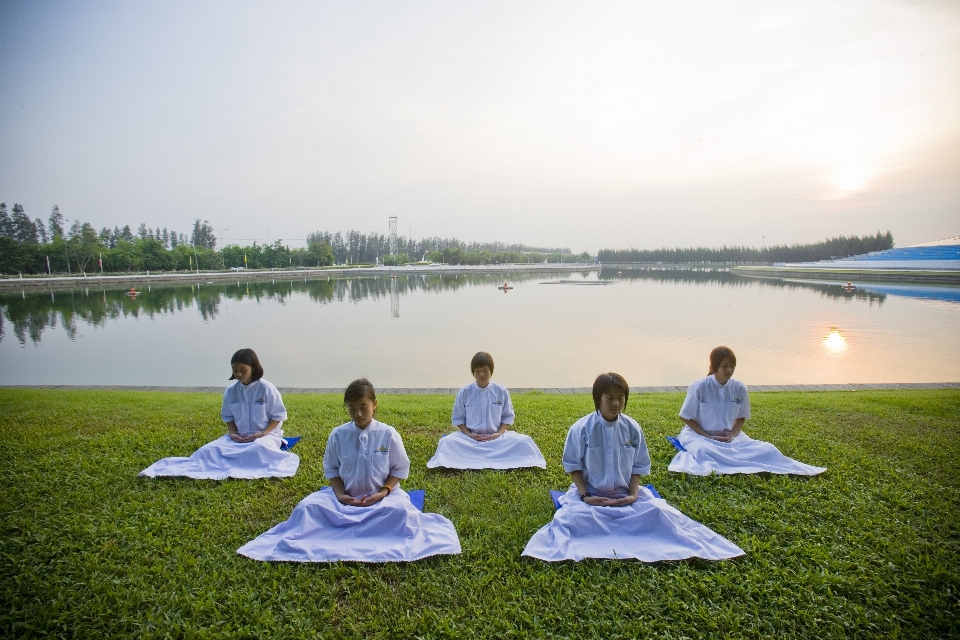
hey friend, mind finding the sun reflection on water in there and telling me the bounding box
[823,327,848,353]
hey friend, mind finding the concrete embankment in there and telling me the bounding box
[0,263,599,292]
[731,265,960,284]
[602,263,960,284]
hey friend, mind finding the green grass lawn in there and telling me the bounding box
[2,389,958,639]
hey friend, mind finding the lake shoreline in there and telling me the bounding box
[0,263,600,292]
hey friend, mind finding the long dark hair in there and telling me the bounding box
[229,348,264,382]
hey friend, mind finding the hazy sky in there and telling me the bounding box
[1,0,957,252]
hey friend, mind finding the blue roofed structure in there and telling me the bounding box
[784,237,960,271]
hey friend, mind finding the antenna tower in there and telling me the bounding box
[388,215,398,255]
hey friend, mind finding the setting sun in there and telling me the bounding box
[831,164,872,194]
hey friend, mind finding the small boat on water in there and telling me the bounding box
[497,282,513,291]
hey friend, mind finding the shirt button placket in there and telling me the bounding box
[359,433,367,488]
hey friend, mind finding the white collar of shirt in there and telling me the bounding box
[709,375,728,388]
[597,411,619,427]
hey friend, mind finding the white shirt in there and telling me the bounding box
[562,412,651,497]
[323,420,411,497]
[679,375,751,433]
[451,381,515,434]
[220,379,287,436]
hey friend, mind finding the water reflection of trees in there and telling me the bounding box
[599,268,888,305]
[0,273,545,344]
[3,270,892,345]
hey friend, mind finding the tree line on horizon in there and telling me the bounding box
[597,231,895,264]
[0,201,895,275]
[0,202,583,274]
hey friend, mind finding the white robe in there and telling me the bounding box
[667,426,827,476]
[430,381,544,469]
[522,484,745,562]
[673,376,825,476]
[237,487,462,563]
[140,378,297,479]
[239,419,461,563]
[523,412,742,562]
[427,430,546,469]
[139,432,299,479]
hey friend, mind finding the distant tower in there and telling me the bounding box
[388,215,398,255]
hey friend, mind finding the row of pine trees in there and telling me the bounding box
[597,231,895,264]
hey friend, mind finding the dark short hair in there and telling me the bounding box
[470,351,495,374]
[229,348,264,381]
[344,378,377,404]
[592,373,630,411]
[708,346,737,375]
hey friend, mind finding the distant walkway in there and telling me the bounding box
[0,263,599,291]
[4,383,957,394]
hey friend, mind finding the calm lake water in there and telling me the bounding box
[2,269,958,387]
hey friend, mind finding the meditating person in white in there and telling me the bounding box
[140,348,298,480]
[523,373,744,562]
[668,346,827,476]
[237,379,461,563]
[427,351,545,470]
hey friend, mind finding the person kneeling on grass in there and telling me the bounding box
[237,379,462,563]
[427,351,546,470]
[667,346,827,476]
[522,372,744,562]
[139,348,298,480]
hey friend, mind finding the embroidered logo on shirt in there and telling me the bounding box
[255,398,265,404]
[732,398,742,404]
[375,446,390,453]
[492,400,503,406]
[623,440,638,448]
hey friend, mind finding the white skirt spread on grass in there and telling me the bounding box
[426,431,547,469]
[236,488,462,563]
[668,427,827,476]
[522,485,744,562]
[139,433,299,480]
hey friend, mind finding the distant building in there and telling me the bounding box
[786,237,960,271]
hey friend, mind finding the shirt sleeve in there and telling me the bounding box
[678,381,700,420]
[632,426,652,476]
[737,384,751,420]
[500,388,515,425]
[264,384,288,422]
[388,429,411,479]
[220,386,235,423]
[451,387,467,426]
[562,420,586,473]
[322,430,341,479]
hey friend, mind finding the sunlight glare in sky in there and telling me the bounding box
[831,164,872,194]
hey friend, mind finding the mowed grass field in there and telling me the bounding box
[1,388,958,639]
